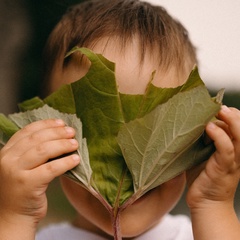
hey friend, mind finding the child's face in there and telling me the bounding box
[52,38,188,238]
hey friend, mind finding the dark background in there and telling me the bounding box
[0,0,239,229]
[20,0,85,101]
[0,0,84,114]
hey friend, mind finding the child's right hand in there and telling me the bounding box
[0,119,80,232]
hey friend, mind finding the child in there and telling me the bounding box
[0,0,240,239]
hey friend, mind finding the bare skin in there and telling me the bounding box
[0,119,80,240]
[187,106,240,240]
[0,39,239,239]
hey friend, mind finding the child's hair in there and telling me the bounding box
[43,0,197,94]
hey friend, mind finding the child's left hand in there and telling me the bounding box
[186,105,240,209]
[186,105,240,240]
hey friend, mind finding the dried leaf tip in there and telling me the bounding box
[214,88,225,104]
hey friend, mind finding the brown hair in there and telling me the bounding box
[43,0,197,94]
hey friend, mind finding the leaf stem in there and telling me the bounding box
[111,208,122,240]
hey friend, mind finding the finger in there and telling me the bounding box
[4,119,66,149]
[218,106,240,164]
[217,106,240,142]
[21,138,79,169]
[186,161,207,187]
[3,125,76,161]
[214,120,232,138]
[204,119,231,146]
[206,122,235,171]
[31,154,80,184]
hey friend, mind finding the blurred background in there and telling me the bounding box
[0,0,239,229]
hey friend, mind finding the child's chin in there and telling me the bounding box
[119,220,156,239]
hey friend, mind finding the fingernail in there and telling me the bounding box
[221,105,231,113]
[69,139,78,146]
[72,154,80,162]
[55,119,65,126]
[207,122,216,130]
[65,126,75,134]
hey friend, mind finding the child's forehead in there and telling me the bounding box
[50,36,188,94]
[88,37,187,93]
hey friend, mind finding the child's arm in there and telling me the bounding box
[187,105,240,240]
[0,119,80,240]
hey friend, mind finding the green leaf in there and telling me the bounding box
[45,84,76,114]
[117,85,221,198]
[45,48,206,207]
[18,96,44,111]
[0,114,20,146]
[64,48,134,206]
[0,47,223,210]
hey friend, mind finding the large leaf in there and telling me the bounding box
[0,48,221,209]
[117,86,221,198]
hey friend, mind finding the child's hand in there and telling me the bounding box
[0,119,80,229]
[187,105,240,208]
[186,105,240,239]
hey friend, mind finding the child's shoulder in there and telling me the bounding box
[137,214,193,240]
[36,214,193,240]
[36,222,106,240]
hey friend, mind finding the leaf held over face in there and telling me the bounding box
[0,48,222,212]
[117,85,220,199]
